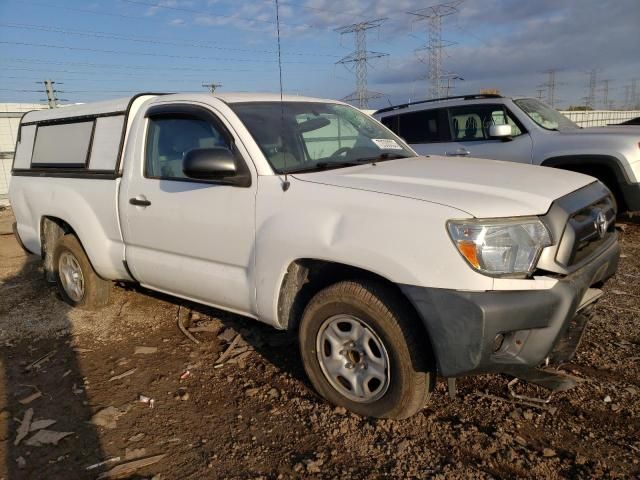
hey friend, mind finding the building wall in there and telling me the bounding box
[0,103,48,201]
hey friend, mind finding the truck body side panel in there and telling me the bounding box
[9,176,127,279]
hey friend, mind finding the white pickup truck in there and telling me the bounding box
[10,93,619,419]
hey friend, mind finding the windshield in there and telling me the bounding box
[514,98,578,130]
[230,101,416,173]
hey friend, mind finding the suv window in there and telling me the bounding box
[449,105,523,141]
[381,108,450,143]
[145,116,229,180]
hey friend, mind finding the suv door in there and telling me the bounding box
[441,104,533,163]
[120,102,257,315]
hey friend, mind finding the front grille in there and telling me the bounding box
[556,195,616,267]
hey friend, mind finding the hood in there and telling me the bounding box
[293,156,595,218]
[563,126,640,135]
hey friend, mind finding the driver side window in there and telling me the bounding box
[145,116,229,180]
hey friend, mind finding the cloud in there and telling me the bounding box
[364,0,640,106]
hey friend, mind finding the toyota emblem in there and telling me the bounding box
[595,210,608,239]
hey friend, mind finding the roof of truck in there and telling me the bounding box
[20,92,342,124]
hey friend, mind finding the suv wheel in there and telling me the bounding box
[53,234,111,309]
[299,280,433,419]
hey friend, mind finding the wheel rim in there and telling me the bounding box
[316,314,390,403]
[58,251,85,302]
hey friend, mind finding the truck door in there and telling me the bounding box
[440,104,533,163]
[119,102,257,316]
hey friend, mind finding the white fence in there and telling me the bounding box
[559,110,640,128]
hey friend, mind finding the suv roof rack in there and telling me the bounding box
[374,93,504,115]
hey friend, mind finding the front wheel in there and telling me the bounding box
[299,280,433,419]
[53,234,111,310]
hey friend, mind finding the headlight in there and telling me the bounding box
[447,218,551,276]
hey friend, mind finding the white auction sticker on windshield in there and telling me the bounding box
[372,138,403,150]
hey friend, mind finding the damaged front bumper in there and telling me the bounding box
[400,237,620,378]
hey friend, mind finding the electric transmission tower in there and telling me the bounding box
[585,69,599,109]
[601,79,612,109]
[541,69,558,107]
[408,1,462,99]
[335,18,388,109]
[202,82,222,94]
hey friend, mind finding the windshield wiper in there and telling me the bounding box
[286,161,362,174]
[287,153,409,174]
[354,152,410,164]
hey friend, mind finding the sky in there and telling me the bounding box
[0,0,639,109]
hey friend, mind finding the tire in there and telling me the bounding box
[299,280,433,419]
[53,234,111,310]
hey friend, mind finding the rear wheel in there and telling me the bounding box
[299,280,433,419]
[53,234,110,310]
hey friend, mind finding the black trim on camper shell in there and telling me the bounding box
[29,119,97,169]
[11,92,166,179]
[11,169,119,179]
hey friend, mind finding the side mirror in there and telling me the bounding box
[489,124,512,140]
[183,147,237,180]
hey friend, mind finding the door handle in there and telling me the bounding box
[445,148,471,157]
[129,197,151,207]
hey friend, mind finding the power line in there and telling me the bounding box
[2,57,257,73]
[0,22,341,57]
[335,18,388,109]
[0,41,327,64]
[408,2,462,99]
[120,0,317,31]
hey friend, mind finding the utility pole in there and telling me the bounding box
[536,88,545,100]
[41,79,59,108]
[444,74,463,97]
[632,78,639,109]
[408,1,462,99]
[202,82,222,94]
[585,69,598,109]
[335,18,388,109]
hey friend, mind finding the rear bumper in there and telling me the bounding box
[401,238,620,377]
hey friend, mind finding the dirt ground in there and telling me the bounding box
[0,206,638,480]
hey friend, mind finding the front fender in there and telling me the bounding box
[254,176,494,326]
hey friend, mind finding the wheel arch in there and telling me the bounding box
[40,216,101,283]
[277,258,436,368]
[541,154,629,209]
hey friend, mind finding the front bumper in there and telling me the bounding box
[401,238,620,377]
[620,181,640,211]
